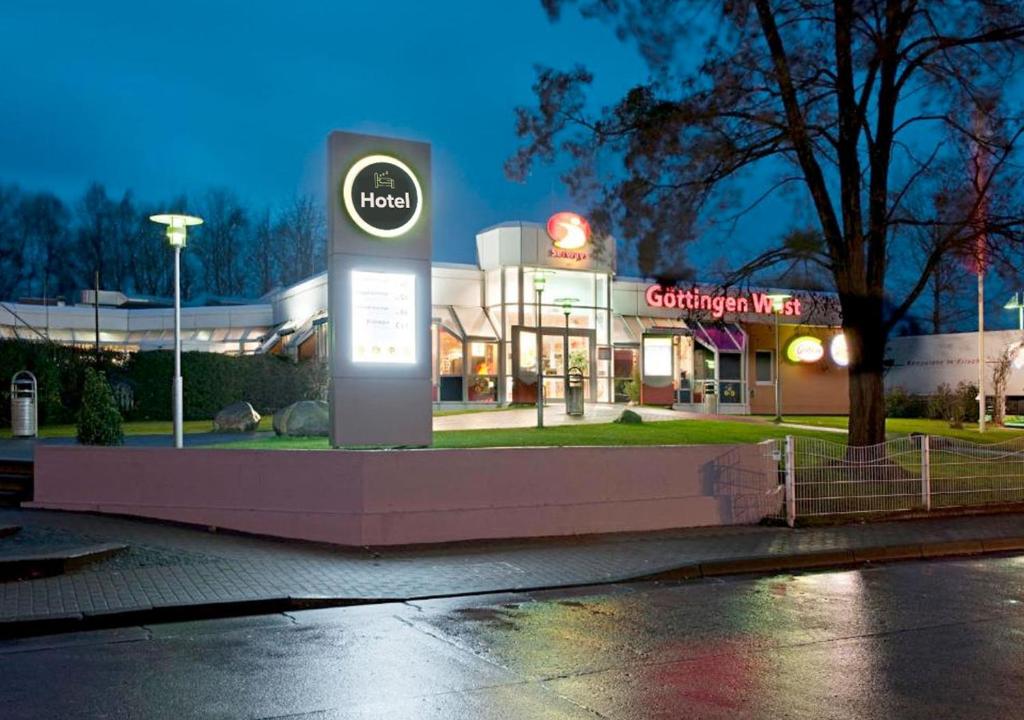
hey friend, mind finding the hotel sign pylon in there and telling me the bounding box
[327,131,432,447]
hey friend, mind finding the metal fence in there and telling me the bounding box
[773,434,1024,526]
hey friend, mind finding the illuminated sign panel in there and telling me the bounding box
[830,334,849,366]
[546,211,591,261]
[351,270,416,364]
[643,336,673,376]
[786,335,824,363]
[342,155,422,238]
[645,285,803,319]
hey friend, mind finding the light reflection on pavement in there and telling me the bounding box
[2,554,1023,719]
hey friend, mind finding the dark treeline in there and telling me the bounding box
[0,181,326,302]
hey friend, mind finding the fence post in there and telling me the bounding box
[921,434,931,511]
[785,434,796,527]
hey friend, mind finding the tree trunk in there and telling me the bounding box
[843,296,888,446]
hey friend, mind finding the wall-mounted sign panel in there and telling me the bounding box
[327,131,432,447]
[643,336,673,376]
[786,335,824,363]
[350,270,416,364]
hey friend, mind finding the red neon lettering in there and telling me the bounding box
[711,296,726,318]
[645,285,663,307]
[750,293,773,314]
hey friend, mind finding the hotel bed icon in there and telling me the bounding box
[374,171,395,190]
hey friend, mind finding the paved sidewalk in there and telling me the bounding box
[2,508,1024,637]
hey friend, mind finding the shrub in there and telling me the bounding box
[614,409,643,424]
[928,381,979,428]
[77,368,124,445]
[885,386,928,418]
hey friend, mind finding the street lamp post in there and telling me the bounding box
[555,297,579,413]
[149,213,203,449]
[533,272,549,429]
[766,293,791,423]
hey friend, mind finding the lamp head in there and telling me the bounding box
[532,270,550,292]
[1005,292,1021,310]
[554,297,578,316]
[150,213,203,248]
[765,292,791,313]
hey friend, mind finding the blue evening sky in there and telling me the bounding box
[1,0,797,275]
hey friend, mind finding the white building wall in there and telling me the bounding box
[885,330,1024,395]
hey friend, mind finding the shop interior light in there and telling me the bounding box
[830,334,849,367]
[786,335,824,363]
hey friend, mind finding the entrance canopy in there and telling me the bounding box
[693,322,746,351]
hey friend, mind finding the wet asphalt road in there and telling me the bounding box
[2,554,1023,719]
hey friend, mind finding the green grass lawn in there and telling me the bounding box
[0,416,274,439]
[431,406,501,417]
[779,415,1024,444]
[207,419,842,451]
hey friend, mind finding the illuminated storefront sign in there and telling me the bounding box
[350,270,416,364]
[342,154,423,238]
[643,336,673,376]
[786,335,824,363]
[546,212,591,261]
[830,334,849,366]
[645,285,803,319]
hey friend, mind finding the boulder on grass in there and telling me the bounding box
[273,400,330,437]
[213,401,261,433]
[614,409,643,425]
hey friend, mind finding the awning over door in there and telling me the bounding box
[693,322,746,351]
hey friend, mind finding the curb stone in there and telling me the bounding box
[2,536,1024,641]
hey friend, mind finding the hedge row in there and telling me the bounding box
[0,339,326,425]
[123,350,327,421]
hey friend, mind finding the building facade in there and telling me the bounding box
[0,218,851,415]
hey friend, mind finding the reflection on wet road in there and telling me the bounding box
[2,554,1024,719]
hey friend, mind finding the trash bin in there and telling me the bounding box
[10,370,38,438]
[567,367,585,416]
[701,380,718,415]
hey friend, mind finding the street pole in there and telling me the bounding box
[173,245,183,449]
[774,311,782,422]
[535,286,544,429]
[563,310,570,413]
[149,213,203,450]
[94,270,101,365]
[979,268,986,433]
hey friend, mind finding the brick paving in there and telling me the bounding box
[2,507,1024,626]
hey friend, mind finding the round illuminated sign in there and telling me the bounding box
[342,154,422,238]
[546,212,591,250]
[830,334,849,367]
[786,335,824,363]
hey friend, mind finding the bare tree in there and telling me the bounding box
[74,182,114,291]
[275,195,325,286]
[248,208,281,296]
[991,341,1019,426]
[510,0,1024,445]
[194,189,249,297]
[0,184,26,299]
[17,191,72,299]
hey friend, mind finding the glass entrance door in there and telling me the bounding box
[513,327,596,403]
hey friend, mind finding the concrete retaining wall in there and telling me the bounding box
[29,443,781,546]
